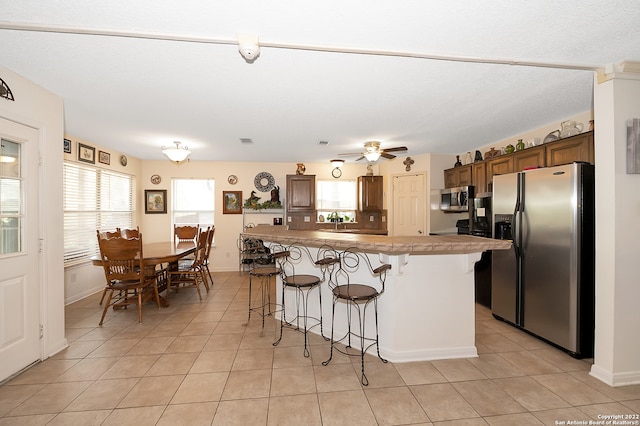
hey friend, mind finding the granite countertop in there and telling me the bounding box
[241,225,511,255]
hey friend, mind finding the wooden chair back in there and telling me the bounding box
[121,226,140,239]
[174,224,199,242]
[98,235,145,284]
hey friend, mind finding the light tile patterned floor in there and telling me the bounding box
[1,271,639,425]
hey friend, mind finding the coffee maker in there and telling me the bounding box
[470,192,492,238]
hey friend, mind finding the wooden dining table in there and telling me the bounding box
[92,240,197,307]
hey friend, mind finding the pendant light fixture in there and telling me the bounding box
[162,141,191,164]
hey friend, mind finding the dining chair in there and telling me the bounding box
[201,226,215,289]
[96,232,160,325]
[96,229,124,305]
[167,227,210,301]
[174,224,199,242]
[121,226,140,239]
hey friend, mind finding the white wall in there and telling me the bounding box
[590,73,640,386]
[0,65,66,358]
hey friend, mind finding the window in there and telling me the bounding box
[0,139,21,255]
[63,162,135,265]
[172,179,215,228]
[316,180,356,222]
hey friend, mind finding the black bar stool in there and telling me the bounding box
[272,244,338,357]
[246,250,287,332]
[322,248,391,386]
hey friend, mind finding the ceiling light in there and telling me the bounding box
[364,151,381,162]
[330,159,344,178]
[162,141,191,164]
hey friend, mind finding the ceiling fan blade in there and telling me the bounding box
[355,156,365,161]
[381,152,396,159]
[383,146,408,153]
[338,152,364,157]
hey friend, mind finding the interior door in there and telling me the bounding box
[0,118,40,381]
[392,173,425,236]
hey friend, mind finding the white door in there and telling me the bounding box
[0,118,40,382]
[392,173,425,236]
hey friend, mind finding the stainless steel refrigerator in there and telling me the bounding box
[491,162,595,358]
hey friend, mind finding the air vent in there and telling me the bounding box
[317,140,330,146]
[240,138,254,144]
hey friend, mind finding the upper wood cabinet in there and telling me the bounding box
[286,174,315,212]
[444,165,472,188]
[513,145,546,171]
[443,131,595,192]
[546,132,594,166]
[472,161,488,194]
[358,176,383,211]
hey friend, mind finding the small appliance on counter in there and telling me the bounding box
[456,219,469,234]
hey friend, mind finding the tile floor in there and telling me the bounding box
[1,271,640,425]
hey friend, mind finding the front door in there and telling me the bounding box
[0,118,40,381]
[392,173,425,236]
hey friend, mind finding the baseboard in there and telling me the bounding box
[590,364,640,387]
[64,286,103,305]
[380,346,479,363]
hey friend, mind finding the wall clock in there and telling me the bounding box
[227,175,238,185]
[150,174,161,185]
[120,155,128,166]
[254,171,275,192]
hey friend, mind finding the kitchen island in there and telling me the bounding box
[241,226,511,363]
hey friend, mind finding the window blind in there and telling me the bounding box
[63,162,135,265]
[172,178,215,228]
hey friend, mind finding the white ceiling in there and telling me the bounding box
[1,1,639,163]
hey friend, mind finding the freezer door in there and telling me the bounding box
[491,172,519,324]
[520,164,580,352]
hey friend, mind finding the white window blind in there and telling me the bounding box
[63,162,135,265]
[172,179,215,228]
[317,180,357,219]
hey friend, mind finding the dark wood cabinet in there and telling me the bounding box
[358,176,383,211]
[513,145,545,171]
[472,161,488,194]
[444,165,472,188]
[546,132,594,166]
[286,174,315,212]
[443,131,594,193]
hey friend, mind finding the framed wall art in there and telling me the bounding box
[145,189,167,214]
[78,143,95,164]
[63,138,71,154]
[98,150,111,165]
[223,191,242,214]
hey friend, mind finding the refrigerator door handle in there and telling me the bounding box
[512,174,521,257]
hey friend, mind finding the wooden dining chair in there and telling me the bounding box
[97,232,160,325]
[201,226,215,288]
[96,229,123,305]
[174,224,199,242]
[121,226,140,239]
[167,227,210,301]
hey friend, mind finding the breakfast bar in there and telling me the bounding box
[241,226,512,363]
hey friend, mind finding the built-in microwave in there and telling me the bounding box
[440,186,474,212]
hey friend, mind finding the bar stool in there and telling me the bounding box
[273,244,338,357]
[322,248,391,386]
[247,250,287,332]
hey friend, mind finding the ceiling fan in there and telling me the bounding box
[339,141,408,162]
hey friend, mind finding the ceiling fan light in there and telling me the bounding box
[162,141,191,164]
[364,151,381,162]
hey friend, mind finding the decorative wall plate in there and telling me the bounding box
[120,155,128,166]
[227,175,238,185]
[150,174,161,185]
[254,171,275,192]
